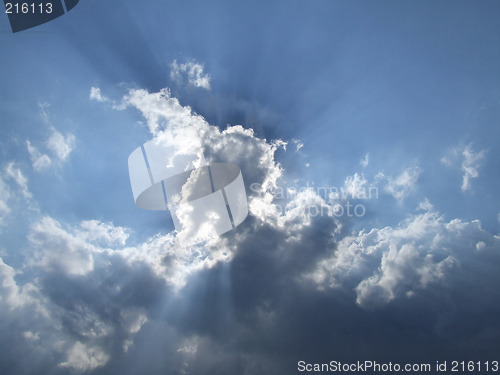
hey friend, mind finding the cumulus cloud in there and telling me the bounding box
[119,87,287,212]
[170,60,211,90]
[117,87,498,313]
[441,143,486,192]
[27,127,75,171]
[305,200,500,308]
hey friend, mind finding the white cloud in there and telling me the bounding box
[28,216,132,277]
[170,60,211,90]
[89,87,109,102]
[114,86,341,282]
[305,203,500,308]
[384,167,421,200]
[123,87,206,135]
[26,211,227,290]
[441,143,486,192]
[120,88,285,186]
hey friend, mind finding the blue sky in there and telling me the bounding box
[1,1,500,374]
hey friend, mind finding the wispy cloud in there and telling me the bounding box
[342,173,369,200]
[170,60,211,90]
[59,342,110,372]
[4,85,499,375]
[27,127,75,171]
[461,145,487,192]
[0,163,32,225]
[441,143,486,192]
[26,140,52,171]
[46,128,75,161]
[360,153,369,168]
[89,87,109,102]
[291,138,304,152]
[5,162,31,199]
[0,176,12,225]
[381,167,421,201]
[38,102,50,124]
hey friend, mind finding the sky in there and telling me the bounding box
[1,1,500,374]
